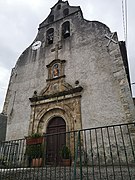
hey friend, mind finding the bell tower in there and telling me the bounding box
[28,0,83,135]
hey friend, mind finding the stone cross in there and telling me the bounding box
[51,43,62,59]
[105,32,118,47]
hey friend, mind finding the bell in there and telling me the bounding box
[49,36,53,41]
[48,39,53,44]
[64,30,70,38]
[48,34,53,44]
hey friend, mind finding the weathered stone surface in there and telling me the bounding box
[2,0,135,140]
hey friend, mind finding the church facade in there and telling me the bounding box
[2,0,135,140]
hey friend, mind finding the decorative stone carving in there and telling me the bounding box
[29,58,83,135]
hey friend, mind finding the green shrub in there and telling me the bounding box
[26,144,43,158]
[30,133,42,138]
[61,146,71,159]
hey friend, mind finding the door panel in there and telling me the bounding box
[46,117,66,165]
[46,128,58,164]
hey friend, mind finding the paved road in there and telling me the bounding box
[0,166,135,180]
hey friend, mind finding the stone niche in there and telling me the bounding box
[29,59,83,135]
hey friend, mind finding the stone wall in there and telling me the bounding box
[2,1,135,140]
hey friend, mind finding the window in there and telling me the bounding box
[57,4,61,10]
[63,8,69,16]
[62,21,70,39]
[46,28,54,45]
[48,15,54,23]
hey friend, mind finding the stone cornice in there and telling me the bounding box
[29,86,83,103]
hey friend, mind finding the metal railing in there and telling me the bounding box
[0,122,135,179]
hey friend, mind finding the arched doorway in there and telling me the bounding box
[46,117,66,165]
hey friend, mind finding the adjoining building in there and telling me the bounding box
[0,113,7,142]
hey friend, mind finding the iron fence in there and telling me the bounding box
[0,122,135,179]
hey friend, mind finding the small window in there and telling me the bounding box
[62,21,70,39]
[63,8,69,16]
[46,28,54,45]
[57,4,61,10]
[48,15,54,23]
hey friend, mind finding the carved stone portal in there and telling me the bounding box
[29,59,83,135]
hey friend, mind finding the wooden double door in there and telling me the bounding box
[46,117,66,165]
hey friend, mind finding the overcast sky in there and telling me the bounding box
[0,0,135,112]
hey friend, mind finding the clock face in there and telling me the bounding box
[32,41,42,50]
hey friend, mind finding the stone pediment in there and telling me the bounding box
[29,85,83,102]
[40,80,73,96]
